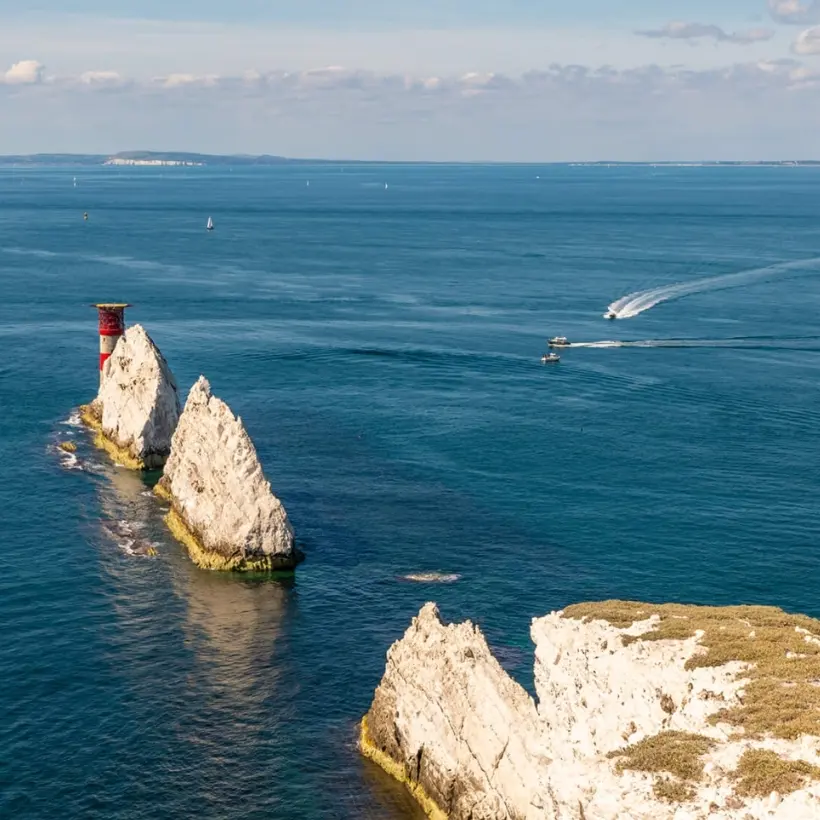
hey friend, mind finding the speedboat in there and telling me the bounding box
[548,336,570,347]
[541,353,560,364]
[604,311,617,320]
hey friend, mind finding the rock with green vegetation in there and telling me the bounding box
[156,376,301,572]
[81,324,180,469]
[362,600,820,819]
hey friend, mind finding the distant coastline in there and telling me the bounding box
[0,151,296,167]
[1,151,820,167]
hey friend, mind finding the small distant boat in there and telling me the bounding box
[541,353,560,364]
[548,336,570,347]
[83,212,88,221]
[206,216,214,231]
[605,311,617,320]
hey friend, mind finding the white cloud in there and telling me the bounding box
[158,73,220,88]
[80,70,123,85]
[1,61,817,97]
[788,64,820,85]
[793,26,820,53]
[769,0,820,24]
[757,58,800,70]
[3,60,44,84]
[0,18,795,82]
[637,22,774,45]
[5,59,820,160]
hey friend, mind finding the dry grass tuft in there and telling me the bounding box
[562,601,820,740]
[653,777,695,803]
[608,731,714,781]
[732,749,820,798]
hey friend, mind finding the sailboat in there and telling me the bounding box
[206,216,214,231]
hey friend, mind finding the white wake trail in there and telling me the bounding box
[568,336,820,350]
[607,257,820,319]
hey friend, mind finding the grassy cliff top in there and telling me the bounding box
[562,600,820,740]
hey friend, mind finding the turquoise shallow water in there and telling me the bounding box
[2,164,820,818]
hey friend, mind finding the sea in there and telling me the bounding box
[2,164,820,818]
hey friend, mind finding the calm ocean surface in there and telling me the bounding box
[2,164,820,818]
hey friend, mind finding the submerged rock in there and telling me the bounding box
[156,376,300,572]
[362,601,820,820]
[81,324,181,469]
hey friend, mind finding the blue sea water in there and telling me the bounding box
[2,163,820,818]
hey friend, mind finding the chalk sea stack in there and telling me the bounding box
[81,324,181,469]
[156,376,300,572]
[362,601,820,820]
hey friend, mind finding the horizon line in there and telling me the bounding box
[1,152,820,166]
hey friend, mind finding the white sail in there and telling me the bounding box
[206,217,214,230]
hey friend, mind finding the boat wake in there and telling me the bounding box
[569,336,820,350]
[606,257,820,319]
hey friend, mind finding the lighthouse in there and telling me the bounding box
[92,303,130,380]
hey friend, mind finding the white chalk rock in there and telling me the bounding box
[157,376,300,572]
[362,603,546,820]
[83,324,180,469]
[363,603,820,820]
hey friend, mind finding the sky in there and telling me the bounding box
[1,1,820,160]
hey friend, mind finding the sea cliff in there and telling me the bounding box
[362,601,820,820]
[156,376,300,572]
[80,324,180,469]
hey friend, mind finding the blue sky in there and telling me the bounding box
[0,1,766,26]
[1,1,819,159]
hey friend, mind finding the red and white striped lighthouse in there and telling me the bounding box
[92,303,130,379]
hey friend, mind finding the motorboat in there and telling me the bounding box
[541,353,561,364]
[548,336,570,347]
[605,311,617,320]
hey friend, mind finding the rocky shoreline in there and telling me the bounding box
[362,601,820,820]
